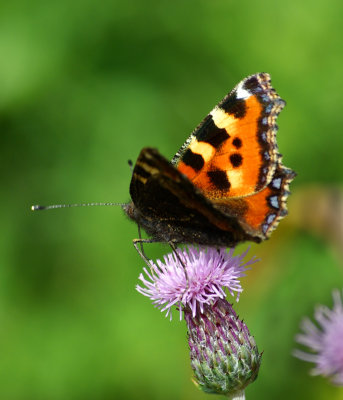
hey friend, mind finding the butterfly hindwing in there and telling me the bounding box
[213,163,296,239]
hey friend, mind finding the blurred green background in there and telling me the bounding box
[1,0,343,399]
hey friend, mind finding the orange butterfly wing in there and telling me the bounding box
[172,73,295,239]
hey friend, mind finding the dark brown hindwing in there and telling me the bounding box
[127,148,261,246]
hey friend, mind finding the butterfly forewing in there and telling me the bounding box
[172,73,285,199]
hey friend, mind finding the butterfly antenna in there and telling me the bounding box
[31,202,126,211]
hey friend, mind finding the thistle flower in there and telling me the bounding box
[136,246,258,320]
[293,289,343,385]
[185,298,262,398]
[136,246,261,398]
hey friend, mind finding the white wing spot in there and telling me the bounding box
[236,83,251,100]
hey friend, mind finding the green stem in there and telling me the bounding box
[231,390,245,400]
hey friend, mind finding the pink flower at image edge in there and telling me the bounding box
[294,289,343,385]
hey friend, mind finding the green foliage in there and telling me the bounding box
[1,0,343,399]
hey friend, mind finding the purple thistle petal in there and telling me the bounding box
[294,289,343,385]
[136,246,258,320]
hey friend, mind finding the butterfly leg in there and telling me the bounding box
[132,238,155,265]
[169,241,189,289]
[133,238,165,281]
[137,224,150,261]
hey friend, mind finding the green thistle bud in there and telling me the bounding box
[185,298,262,398]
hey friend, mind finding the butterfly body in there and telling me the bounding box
[123,73,296,247]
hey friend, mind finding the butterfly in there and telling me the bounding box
[123,73,295,251]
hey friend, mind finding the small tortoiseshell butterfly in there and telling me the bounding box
[123,73,296,248]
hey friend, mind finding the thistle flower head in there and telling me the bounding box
[186,298,262,397]
[136,246,258,320]
[293,289,343,385]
